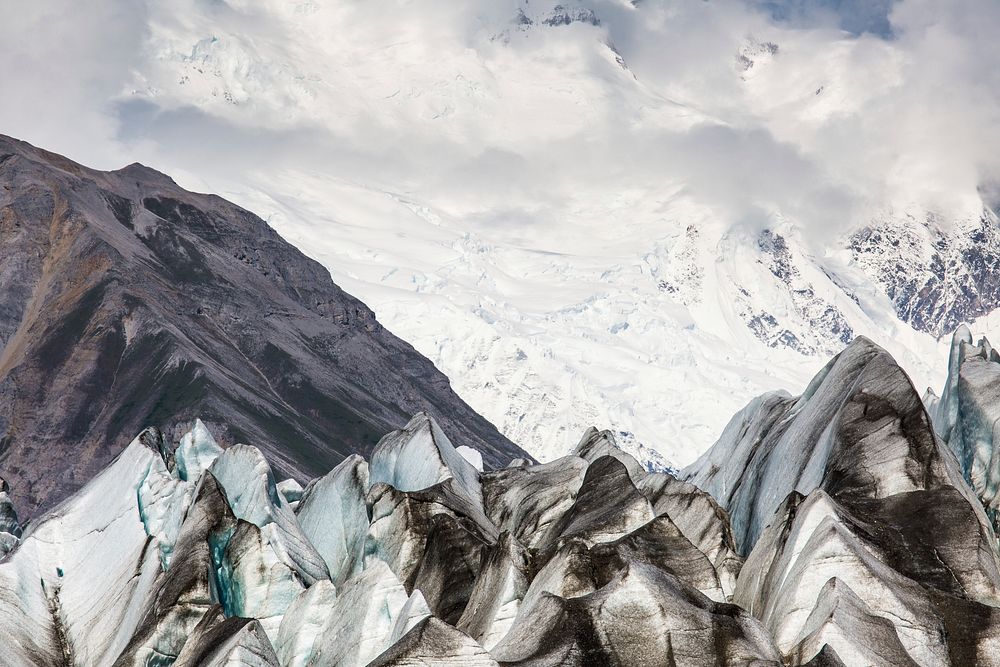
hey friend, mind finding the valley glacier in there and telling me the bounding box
[40,0,1000,469]
[3,331,1000,665]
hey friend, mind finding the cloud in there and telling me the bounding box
[0,1,149,168]
[0,0,997,245]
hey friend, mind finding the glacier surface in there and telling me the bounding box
[2,336,1000,664]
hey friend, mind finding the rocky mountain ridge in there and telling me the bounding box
[0,134,530,515]
[850,207,1000,338]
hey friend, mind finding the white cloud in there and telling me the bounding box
[2,0,994,241]
[0,1,148,168]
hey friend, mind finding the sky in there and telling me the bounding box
[0,0,997,244]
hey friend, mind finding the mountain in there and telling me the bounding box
[1,333,999,665]
[49,0,996,472]
[242,189,980,469]
[4,1,997,473]
[849,207,1000,338]
[0,135,530,515]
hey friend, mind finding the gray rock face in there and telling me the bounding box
[850,208,1000,337]
[0,476,21,557]
[0,134,530,515]
[740,229,854,356]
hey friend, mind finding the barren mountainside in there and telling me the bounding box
[0,135,529,514]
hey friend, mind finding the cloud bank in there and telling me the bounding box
[0,0,998,242]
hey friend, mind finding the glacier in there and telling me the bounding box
[3,335,1000,664]
[933,327,1000,535]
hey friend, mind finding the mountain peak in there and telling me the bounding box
[0,137,531,515]
[115,161,178,185]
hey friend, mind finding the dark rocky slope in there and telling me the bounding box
[0,135,529,514]
[849,208,1000,338]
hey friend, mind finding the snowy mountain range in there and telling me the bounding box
[6,2,1000,664]
[5,0,1000,471]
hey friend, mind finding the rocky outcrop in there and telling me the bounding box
[738,229,854,355]
[850,208,1000,337]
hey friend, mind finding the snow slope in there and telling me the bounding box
[223,180,957,467]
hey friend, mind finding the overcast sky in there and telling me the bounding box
[0,0,997,244]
